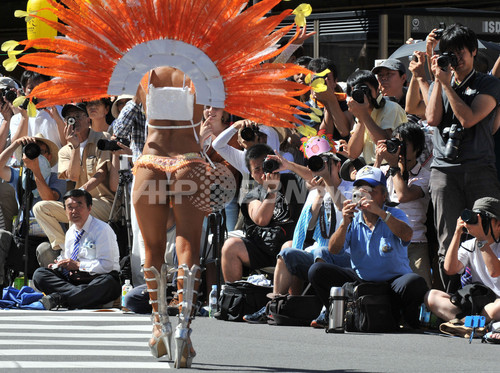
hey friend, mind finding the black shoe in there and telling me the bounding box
[40,293,63,310]
[243,306,267,324]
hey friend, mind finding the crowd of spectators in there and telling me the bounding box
[1,23,500,331]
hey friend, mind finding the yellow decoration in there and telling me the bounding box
[310,106,323,116]
[296,124,317,137]
[3,56,19,72]
[311,78,327,93]
[292,4,312,27]
[1,40,20,52]
[13,96,26,107]
[315,69,331,77]
[26,0,58,40]
[15,10,34,22]
[309,112,321,123]
[27,101,38,117]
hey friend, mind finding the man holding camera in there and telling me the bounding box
[426,24,500,292]
[34,103,117,267]
[221,144,303,282]
[425,197,500,324]
[308,166,429,328]
[345,70,408,165]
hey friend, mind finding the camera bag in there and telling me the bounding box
[342,281,398,333]
[217,281,272,322]
[266,290,323,326]
[450,283,497,319]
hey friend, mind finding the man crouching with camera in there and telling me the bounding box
[425,197,500,330]
[426,24,500,293]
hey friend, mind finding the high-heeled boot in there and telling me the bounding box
[144,264,172,359]
[174,264,201,369]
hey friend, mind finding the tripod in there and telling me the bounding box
[108,156,133,274]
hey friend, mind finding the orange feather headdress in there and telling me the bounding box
[3,0,312,128]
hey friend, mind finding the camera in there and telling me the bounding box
[20,97,38,110]
[240,126,261,142]
[442,123,464,161]
[67,117,76,128]
[437,52,458,72]
[307,153,335,172]
[97,137,130,151]
[461,209,491,236]
[23,142,41,160]
[351,84,372,104]
[409,53,418,62]
[385,138,404,154]
[262,158,280,173]
[1,88,17,103]
[434,22,446,40]
[351,188,371,206]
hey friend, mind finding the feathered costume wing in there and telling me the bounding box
[5,0,311,128]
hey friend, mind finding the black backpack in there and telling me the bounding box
[217,281,272,322]
[266,290,323,326]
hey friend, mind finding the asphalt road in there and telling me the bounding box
[1,309,500,372]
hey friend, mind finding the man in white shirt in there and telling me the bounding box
[425,197,500,322]
[33,189,121,310]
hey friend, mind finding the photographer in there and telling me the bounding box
[425,197,500,325]
[425,24,500,292]
[221,144,303,282]
[374,122,432,288]
[33,103,117,267]
[345,70,408,165]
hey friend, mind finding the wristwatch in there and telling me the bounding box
[387,166,401,177]
[477,240,489,250]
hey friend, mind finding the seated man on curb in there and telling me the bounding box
[221,144,303,283]
[425,197,500,326]
[243,151,352,324]
[308,166,429,328]
[33,189,121,310]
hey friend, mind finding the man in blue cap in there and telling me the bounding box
[308,165,429,328]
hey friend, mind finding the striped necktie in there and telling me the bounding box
[70,229,85,261]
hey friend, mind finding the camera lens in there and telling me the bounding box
[262,159,280,173]
[23,142,41,160]
[437,55,450,70]
[386,138,402,154]
[4,90,16,103]
[240,127,256,142]
[308,155,325,172]
[67,117,76,126]
[351,89,365,104]
[461,209,478,225]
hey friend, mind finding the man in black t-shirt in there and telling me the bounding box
[221,144,304,282]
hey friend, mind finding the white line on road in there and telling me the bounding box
[0,332,150,339]
[0,339,147,347]
[0,349,151,357]
[0,324,150,331]
[0,315,150,322]
[3,361,171,369]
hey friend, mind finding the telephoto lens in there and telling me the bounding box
[23,142,41,160]
[307,155,326,172]
[262,158,280,173]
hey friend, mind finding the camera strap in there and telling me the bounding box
[452,69,476,92]
[319,199,336,239]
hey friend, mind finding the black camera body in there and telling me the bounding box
[351,84,372,104]
[97,137,131,151]
[442,123,464,161]
[262,158,280,173]
[240,126,261,142]
[20,97,38,110]
[437,52,458,72]
[386,137,404,154]
[1,88,17,103]
[434,22,446,40]
[308,153,336,173]
[23,142,41,160]
[461,209,491,236]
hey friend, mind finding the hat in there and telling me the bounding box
[353,166,386,187]
[473,197,500,221]
[372,59,406,75]
[0,77,19,90]
[61,102,87,119]
[111,94,133,118]
[340,157,366,182]
[15,133,60,168]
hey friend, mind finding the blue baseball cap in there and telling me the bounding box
[353,166,386,187]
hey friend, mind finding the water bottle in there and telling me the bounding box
[209,284,218,318]
[327,287,345,333]
[419,303,431,327]
[121,279,133,310]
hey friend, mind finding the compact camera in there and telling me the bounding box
[97,137,131,151]
[351,188,371,206]
[461,209,491,236]
[442,123,464,161]
[437,52,458,72]
[434,22,446,40]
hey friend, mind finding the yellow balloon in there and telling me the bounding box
[26,0,58,40]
